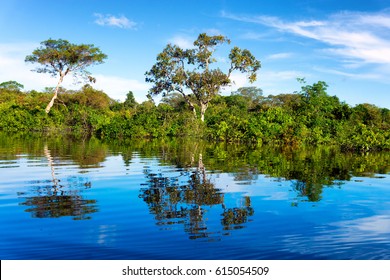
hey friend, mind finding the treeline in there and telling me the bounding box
[0,80,389,151]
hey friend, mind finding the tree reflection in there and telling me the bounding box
[18,144,97,220]
[139,153,253,240]
[291,181,323,202]
[2,133,390,220]
[44,144,59,187]
[21,193,97,220]
[282,152,352,203]
[222,196,254,231]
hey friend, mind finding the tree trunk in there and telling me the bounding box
[45,74,64,114]
[181,93,197,119]
[190,104,197,119]
[200,102,208,122]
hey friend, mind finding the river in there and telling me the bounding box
[1,134,389,259]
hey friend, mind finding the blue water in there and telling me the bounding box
[0,138,390,259]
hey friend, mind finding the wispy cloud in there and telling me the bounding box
[240,31,270,41]
[168,35,194,49]
[202,28,223,36]
[260,70,305,82]
[266,52,293,60]
[222,10,390,65]
[220,70,305,95]
[94,13,137,29]
[313,67,386,82]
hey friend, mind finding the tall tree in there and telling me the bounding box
[145,33,261,122]
[25,39,107,113]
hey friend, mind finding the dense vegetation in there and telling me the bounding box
[1,79,389,151]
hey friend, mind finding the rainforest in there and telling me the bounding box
[0,80,389,152]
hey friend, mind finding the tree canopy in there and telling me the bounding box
[0,81,24,92]
[25,38,107,113]
[145,33,261,122]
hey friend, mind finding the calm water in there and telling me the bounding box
[1,134,390,260]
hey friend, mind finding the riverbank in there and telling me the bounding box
[1,84,389,152]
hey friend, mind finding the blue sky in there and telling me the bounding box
[1,0,390,108]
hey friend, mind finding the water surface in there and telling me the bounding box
[0,134,390,259]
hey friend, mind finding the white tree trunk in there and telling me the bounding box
[200,102,208,122]
[181,93,198,119]
[45,74,64,114]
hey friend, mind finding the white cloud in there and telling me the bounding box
[258,70,306,95]
[229,72,249,89]
[218,72,250,95]
[168,35,194,49]
[0,42,60,90]
[222,10,390,65]
[94,13,137,29]
[93,74,149,102]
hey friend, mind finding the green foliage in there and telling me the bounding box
[0,80,24,92]
[352,103,382,126]
[248,107,295,145]
[123,91,138,109]
[230,86,263,110]
[65,85,113,110]
[25,38,107,78]
[0,77,389,151]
